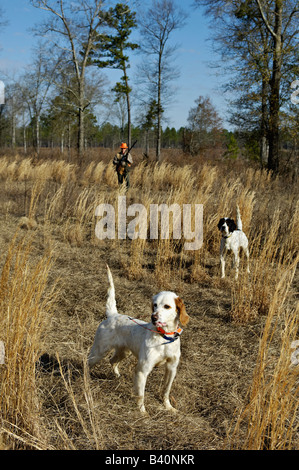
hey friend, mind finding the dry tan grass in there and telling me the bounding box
[0,234,57,449]
[228,262,299,449]
[0,149,298,450]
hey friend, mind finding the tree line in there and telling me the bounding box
[0,0,298,172]
[0,112,186,154]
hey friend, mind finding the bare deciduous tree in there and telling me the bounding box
[18,45,60,156]
[31,0,107,160]
[139,0,187,162]
[186,95,223,155]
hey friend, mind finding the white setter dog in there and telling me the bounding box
[217,205,250,280]
[88,266,189,414]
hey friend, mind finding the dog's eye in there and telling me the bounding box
[164,305,171,309]
[153,303,157,308]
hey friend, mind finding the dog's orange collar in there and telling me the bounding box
[156,326,183,344]
[156,326,183,337]
[128,317,183,344]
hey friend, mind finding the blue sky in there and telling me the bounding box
[0,0,231,130]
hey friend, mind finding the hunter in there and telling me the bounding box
[113,142,133,188]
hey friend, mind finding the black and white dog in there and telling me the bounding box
[217,205,250,279]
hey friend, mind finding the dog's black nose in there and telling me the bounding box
[151,313,158,324]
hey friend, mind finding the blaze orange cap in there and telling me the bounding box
[120,143,128,149]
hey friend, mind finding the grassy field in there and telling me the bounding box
[0,148,298,450]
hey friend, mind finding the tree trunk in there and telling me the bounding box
[267,0,283,173]
[145,129,150,157]
[260,77,269,167]
[23,127,27,155]
[156,56,162,162]
[127,93,131,148]
[61,132,64,154]
[36,115,40,157]
[123,68,131,148]
[78,102,85,162]
[11,113,16,149]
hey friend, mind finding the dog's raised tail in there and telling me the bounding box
[106,264,118,317]
[236,205,243,231]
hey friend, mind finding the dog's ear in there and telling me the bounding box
[152,295,157,312]
[175,297,189,326]
[227,218,237,232]
[217,218,225,230]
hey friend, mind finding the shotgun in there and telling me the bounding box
[124,140,137,160]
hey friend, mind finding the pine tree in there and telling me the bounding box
[91,3,139,147]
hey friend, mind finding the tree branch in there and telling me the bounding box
[283,2,299,36]
[255,0,277,39]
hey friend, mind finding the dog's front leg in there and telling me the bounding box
[220,240,226,278]
[163,359,179,412]
[134,361,152,414]
[220,251,226,278]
